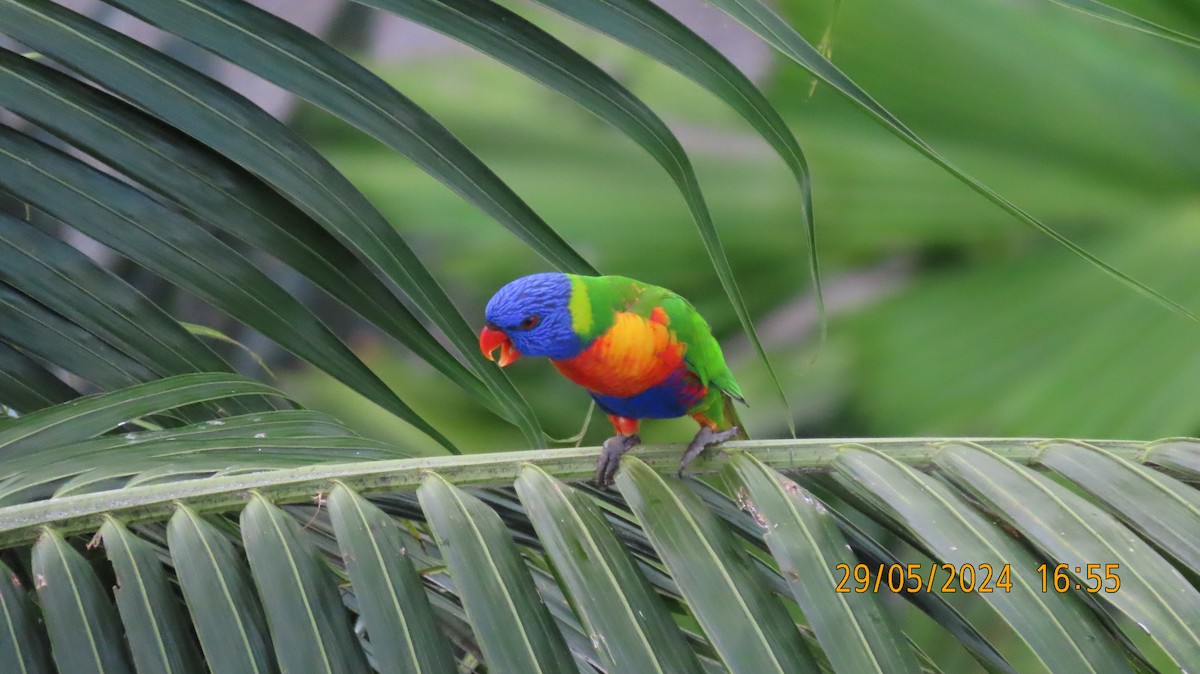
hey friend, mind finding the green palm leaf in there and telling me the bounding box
[0,213,230,384]
[1143,440,1200,480]
[1050,0,1200,50]
[703,0,1200,324]
[0,51,502,421]
[0,373,283,458]
[0,283,152,395]
[834,446,1130,673]
[327,485,457,674]
[936,443,1200,669]
[1038,442,1200,571]
[0,127,455,450]
[105,0,592,277]
[0,0,541,446]
[0,342,78,413]
[167,505,277,674]
[1,388,1195,673]
[418,474,577,672]
[0,558,52,674]
[516,465,706,674]
[723,452,919,673]
[30,527,134,673]
[619,456,818,672]
[99,518,205,674]
[241,495,372,674]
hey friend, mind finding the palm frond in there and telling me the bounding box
[0,384,1197,672]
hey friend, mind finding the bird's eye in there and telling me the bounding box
[518,315,541,330]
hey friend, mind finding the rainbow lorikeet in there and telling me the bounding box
[479,273,745,485]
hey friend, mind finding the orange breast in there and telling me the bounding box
[552,310,685,398]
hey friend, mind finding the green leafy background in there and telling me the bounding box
[277,0,1200,449]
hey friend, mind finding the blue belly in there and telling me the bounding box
[590,374,705,419]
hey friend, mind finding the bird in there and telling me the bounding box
[479,272,745,485]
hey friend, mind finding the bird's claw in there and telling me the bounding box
[596,434,640,487]
[678,426,741,479]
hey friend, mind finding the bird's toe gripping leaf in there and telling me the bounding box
[678,425,741,479]
[596,433,640,487]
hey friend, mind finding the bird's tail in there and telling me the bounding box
[722,392,750,440]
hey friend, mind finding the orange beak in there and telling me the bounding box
[479,325,521,367]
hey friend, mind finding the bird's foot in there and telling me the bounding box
[678,426,741,478]
[596,433,640,487]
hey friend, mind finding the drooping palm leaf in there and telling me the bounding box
[0,342,78,413]
[326,485,458,674]
[4,0,1186,454]
[702,0,1200,325]
[0,282,153,395]
[516,465,708,674]
[1,0,546,446]
[0,51,504,422]
[0,212,231,383]
[1049,0,1200,50]
[30,527,135,673]
[0,127,455,447]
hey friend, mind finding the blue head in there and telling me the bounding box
[480,273,584,363]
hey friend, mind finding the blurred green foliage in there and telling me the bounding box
[285,0,1200,452]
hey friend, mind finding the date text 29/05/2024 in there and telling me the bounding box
[834,563,1121,594]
